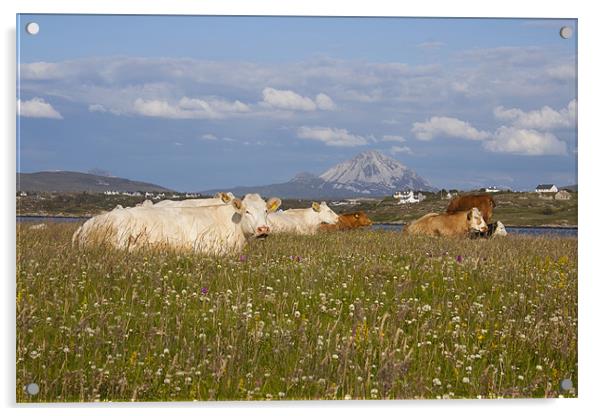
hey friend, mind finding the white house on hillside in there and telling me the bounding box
[535,184,558,193]
[393,190,425,204]
[485,186,501,193]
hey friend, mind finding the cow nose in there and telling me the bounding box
[257,225,270,235]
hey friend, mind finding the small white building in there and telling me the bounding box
[554,190,572,200]
[485,186,501,193]
[394,190,424,204]
[535,184,558,193]
[104,190,120,195]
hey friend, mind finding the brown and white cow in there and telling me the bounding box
[319,211,373,231]
[446,194,496,224]
[403,207,488,237]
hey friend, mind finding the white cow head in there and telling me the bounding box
[467,207,488,233]
[232,194,282,238]
[312,201,339,224]
[492,221,508,237]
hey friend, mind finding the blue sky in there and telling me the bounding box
[17,15,577,191]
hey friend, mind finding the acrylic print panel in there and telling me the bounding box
[16,14,577,402]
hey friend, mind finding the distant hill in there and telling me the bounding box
[203,150,436,199]
[18,171,173,193]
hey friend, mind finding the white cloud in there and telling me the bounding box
[493,100,576,130]
[297,126,367,147]
[200,133,218,141]
[261,88,335,112]
[389,145,413,155]
[88,104,107,113]
[382,135,406,143]
[546,64,576,81]
[412,116,489,141]
[18,97,63,119]
[262,87,317,111]
[484,126,567,156]
[315,93,336,110]
[132,96,250,119]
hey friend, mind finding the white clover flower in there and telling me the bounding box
[462,377,470,384]
[422,304,432,312]
[433,378,442,386]
[536,365,543,371]
[370,388,379,398]
[332,354,339,360]
[344,394,352,400]
[294,311,301,318]
[164,378,171,384]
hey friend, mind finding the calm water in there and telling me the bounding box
[372,223,577,237]
[17,216,577,238]
[17,216,87,223]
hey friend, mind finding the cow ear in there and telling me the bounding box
[220,192,232,203]
[467,210,473,220]
[266,197,282,213]
[231,198,244,213]
[312,202,321,212]
[354,213,359,219]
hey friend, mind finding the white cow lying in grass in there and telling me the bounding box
[73,193,281,255]
[154,192,235,207]
[268,201,339,235]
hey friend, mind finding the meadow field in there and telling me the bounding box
[16,223,577,402]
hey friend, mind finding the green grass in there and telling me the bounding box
[16,223,577,402]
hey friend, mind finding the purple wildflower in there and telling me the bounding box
[201,287,209,295]
[456,255,463,263]
[239,254,247,262]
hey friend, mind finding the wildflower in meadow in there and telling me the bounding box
[239,255,247,262]
[201,287,209,295]
[456,255,463,263]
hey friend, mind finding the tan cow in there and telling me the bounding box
[403,207,488,237]
[319,211,372,231]
[446,194,496,224]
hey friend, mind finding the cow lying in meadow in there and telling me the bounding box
[73,193,281,255]
[319,211,372,231]
[268,201,339,235]
[447,194,496,224]
[403,207,488,237]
